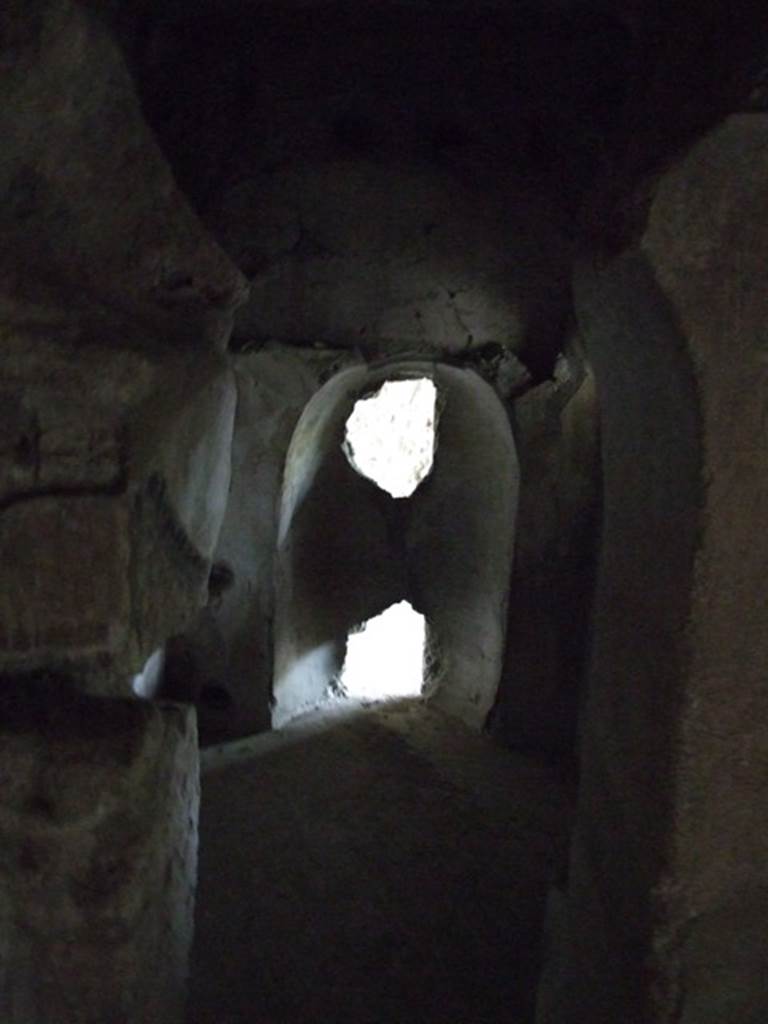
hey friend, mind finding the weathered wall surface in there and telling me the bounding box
[272,365,407,725]
[181,344,593,747]
[215,160,568,361]
[3,6,764,1022]
[642,113,768,1024]
[492,347,600,761]
[0,338,238,695]
[162,335,598,753]
[0,0,246,350]
[559,115,768,1023]
[0,684,199,1024]
[0,1,247,693]
[174,347,526,742]
[193,345,358,740]
[138,3,579,375]
[408,365,519,729]
[0,13,240,1013]
[272,362,519,731]
[560,254,702,1023]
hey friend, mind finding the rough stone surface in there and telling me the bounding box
[643,113,768,1024]
[164,342,543,746]
[0,331,158,505]
[138,4,615,371]
[560,115,768,1023]
[492,347,600,761]
[0,391,121,497]
[190,700,571,1024]
[272,362,518,732]
[0,497,130,669]
[273,364,407,725]
[0,344,240,693]
[130,356,237,562]
[407,364,519,729]
[136,2,766,332]
[0,0,247,349]
[217,161,569,360]
[2,8,767,1022]
[0,686,199,1024]
[186,344,351,741]
[0,0,248,693]
[127,475,211,682]
[562,251,702,1024]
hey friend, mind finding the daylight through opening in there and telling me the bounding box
[337,600,426,700]
[343,377,437,498]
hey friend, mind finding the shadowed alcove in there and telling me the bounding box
[2,2,768,1022]
[272,360,519,728]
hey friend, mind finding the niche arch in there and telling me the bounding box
[272,360,519,729]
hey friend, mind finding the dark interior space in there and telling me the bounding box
[2,1,768,1021]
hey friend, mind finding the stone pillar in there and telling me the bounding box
[0,686,199,1024]
[561,114,768,1023]
[641,112,768,1024]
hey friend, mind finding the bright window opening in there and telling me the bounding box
[337,600,426,700]
[343,378,437,498]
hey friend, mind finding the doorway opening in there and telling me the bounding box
[343,377,437,497]
[336,600,426,700]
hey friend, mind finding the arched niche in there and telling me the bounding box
[272,360,519,729]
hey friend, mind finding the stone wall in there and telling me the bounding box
[0,6,245,1018]
[408,364,520,729]
[216,159,569,363]
[557,114,768,1023]
[561,253,702,1023]
[0,0,246,350]
[159,344,351,741]
[0,684,199,1024]
[174,342,598,749]
[492,345,601,762]
[0,1,246,693]
[0,339,237,696]
[642,113,768,1024]
[271,361,519,730]
[4,6,764,1020]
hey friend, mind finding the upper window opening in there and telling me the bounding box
[343,378,437,498]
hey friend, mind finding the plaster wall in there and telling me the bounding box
[273,364,407,725]
[137,361,237,562]
[273,362,518,730]
[199,345,356,738]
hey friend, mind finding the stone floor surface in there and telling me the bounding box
[188,699,571,1024]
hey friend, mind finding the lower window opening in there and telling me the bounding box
[336,600,426,700]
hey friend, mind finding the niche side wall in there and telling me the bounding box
[272,365,411,725]
[273,363,519,730]
[188,345,352,742]
[408,365,520,729]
